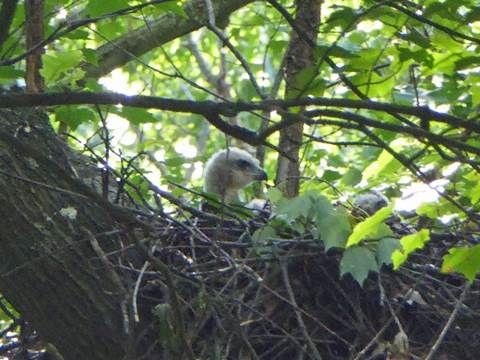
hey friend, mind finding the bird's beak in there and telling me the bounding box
[254,169,268,181]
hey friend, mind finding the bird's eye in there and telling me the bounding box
[237,159,251,169]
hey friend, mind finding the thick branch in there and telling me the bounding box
[83,0,255,79]
[0,92,477,134]
[2,92,479,157]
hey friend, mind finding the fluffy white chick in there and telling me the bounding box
[204,148,268,203]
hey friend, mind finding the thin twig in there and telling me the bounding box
[424,282,472,360]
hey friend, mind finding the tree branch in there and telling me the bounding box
[83,0,255,79]
[0,0,174,66]
[383,1,480,45]
[1,91,477,129]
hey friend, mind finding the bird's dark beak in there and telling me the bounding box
[254,169,268,181]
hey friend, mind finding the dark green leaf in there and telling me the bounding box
[377,237,401,266]
[119,107,157,125]
[54,106,95,131]
[340,246,378,286]
[342,167,362,186]
[85,0,129,17]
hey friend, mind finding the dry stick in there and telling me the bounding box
[135,241,196,360]
[83,227,132,344]
[279,258,322,360]
[353,318,394,360]
[378,278,408,353]
[424,282,472,360]
[132,261,150,323]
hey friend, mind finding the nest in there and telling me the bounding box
[114,206,480,360]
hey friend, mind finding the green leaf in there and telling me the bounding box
[294,65,318,91]
[316,207,351,250]
[465,7,480,23]
[363,150,401,181]
[377,237,401,266]
[266,187,283,204]
[85,0,129,16]
[84,77,104,92]
[417,200,458,219]
[119,107,157,125]
[0,66,24,80]
[392,230,430,269]
[455,56,480,71]
[252,226,276,258]
[401,28,431,48]
[238,79,257,101]
[469,181,480,204]
[342,167,362,186]
[441,244,480,281]
[276,194,312,221]
[164,156,187,166]
[82,48,98,66]
[324,7,356,31]
[40,50,83,84]
[252,225,276,243]
[152,303,180,352]
[322,169,342,182]
[64,29,90,40]
[340,246,378,286]
[54,106,95,131]
[397,47,433,67]
[316,45,357,59]
[346,206,393,247]
[157,2,187,17]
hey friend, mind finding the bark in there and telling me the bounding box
[25,0,45,93]
[275,0,321,197]
[0,109,136,359]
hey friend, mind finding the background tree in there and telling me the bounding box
[0,0,479,359]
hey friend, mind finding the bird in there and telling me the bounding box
[203,147,268,204]
[352,190,389,216]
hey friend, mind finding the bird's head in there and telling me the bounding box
[204,148,268,203]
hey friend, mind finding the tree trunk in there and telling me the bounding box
[276,0,321,197]
[0,109,134,359]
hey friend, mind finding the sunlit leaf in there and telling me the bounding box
[363,150,401,181]
[392,230,430,269]
[441,244,480,281]
[0,66,24,80]
[346,206,393,247]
